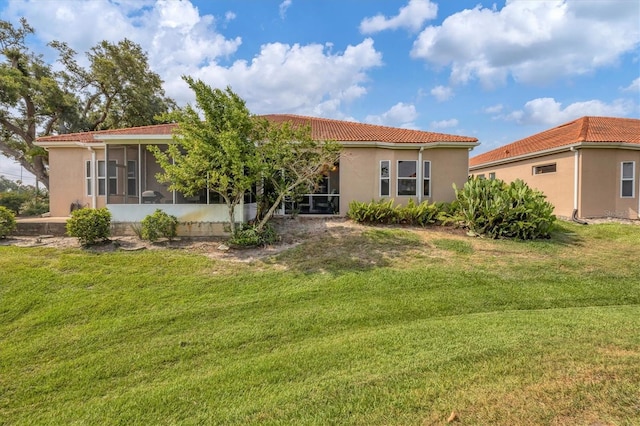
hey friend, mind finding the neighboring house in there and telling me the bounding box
[36,114,478,234]
[470,116,640,220]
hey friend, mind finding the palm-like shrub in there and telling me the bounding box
[454,177,556,239]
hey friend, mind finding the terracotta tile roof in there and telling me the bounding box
[470,116,640,167]
[36,115,477,145]
[259,114,478,143]
[36,123,176,142]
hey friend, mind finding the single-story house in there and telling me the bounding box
[469,116,640,220]
[36,114,478,234]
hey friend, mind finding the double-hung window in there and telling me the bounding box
[423,161,431,197]
[621,161,635,198]
[98,160,117,196]
[85,161,92,196]
[397,160,417,196]
[380,160,390,196]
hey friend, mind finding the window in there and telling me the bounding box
[621,161,635,198]
[127,160,137,196]
[533,163,556,175]
[98,160,117,196]
[477,174,485,179]
[489,172,496,180]
[85,161,92,196]
[380,160,390,196]
[397,160,417,196]
[423,161,431,197]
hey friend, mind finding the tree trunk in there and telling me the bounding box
[227,203,236,235]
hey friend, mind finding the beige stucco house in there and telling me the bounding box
[36,114,478,234]
[470,116,640,220]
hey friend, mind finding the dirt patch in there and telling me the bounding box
[0,217,368,262]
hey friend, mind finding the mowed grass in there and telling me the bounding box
[1,221,639,425]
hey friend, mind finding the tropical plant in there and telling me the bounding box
[454,177,556,239]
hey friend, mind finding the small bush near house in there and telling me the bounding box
[0,206,17,238]
[66,208,112,246]
[141,209,178,242]
[229,223,279,247]
[454,177,556,240]
[347,199,399,224]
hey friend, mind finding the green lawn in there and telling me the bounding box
[1,221,639,425]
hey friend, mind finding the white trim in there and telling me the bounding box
[379,160,391,197]
[423,160,431,198]
[396,160,417,197]
[573,148,579,211]
[620,161,635,198]
[341,141,479,150]
[98,134,174,141]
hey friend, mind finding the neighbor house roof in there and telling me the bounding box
[470,116,640,168]
[36,114,478,146]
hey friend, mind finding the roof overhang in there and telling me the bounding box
[470,141,640,170]
[98,134,174,143]
[34,141,105,149]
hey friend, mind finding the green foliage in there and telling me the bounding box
[19,198,49,217]
[66,207,111,246]
[228,223,279,247]
[0,205,16,238]
[0,192,29,214]
[348,199,449,226]
[151,79,257,235]
[454,177,556,239]
[140,209,178,242]
[1,18,175,189]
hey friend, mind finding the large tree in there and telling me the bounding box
[151,78,340,235]
[0,18,175,189]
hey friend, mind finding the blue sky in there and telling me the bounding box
[1,0,639,184]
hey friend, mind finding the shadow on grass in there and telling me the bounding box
[273,226,424,275]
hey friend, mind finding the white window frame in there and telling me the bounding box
[621,161,635,198]
[397,160,417,196]
[489,172,496,180]
[533,163,557,175]
[380,160,390,197]
[423,160,431,197]
[85,160,92,196]
[98,160,118,196]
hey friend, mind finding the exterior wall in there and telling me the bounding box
[48,147,107,217]
[338,146,471,214]
[471,151,576,218]
[579,149,640,219]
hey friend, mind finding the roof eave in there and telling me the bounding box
[470,141,640,170]
[34,141,105,149]
[341,141,479,149]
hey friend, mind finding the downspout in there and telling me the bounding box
[570,147,587,225]
[417,146,424,203]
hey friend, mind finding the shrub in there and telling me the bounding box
[0,192,30,215]
[454,177,556,239]
[396,198,440,226]
[347,199,399,224]
[141,209,178,242]
[66,208,112,246]
[229,223,279,247]
[0,206,17,238]
[20,199,49,217]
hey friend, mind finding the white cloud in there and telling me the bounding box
[194,38,383,116]
[430,118,458,129]
[360,0,437,34]
[2,1,382,115]
[365,102,418,128]
[483,104,503,114]
[505,97,634,125]
[279,0,292,20]
[622,77,640,92]
[430,85,453,102]
[411,0,640,88]
[225,11,236,22]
